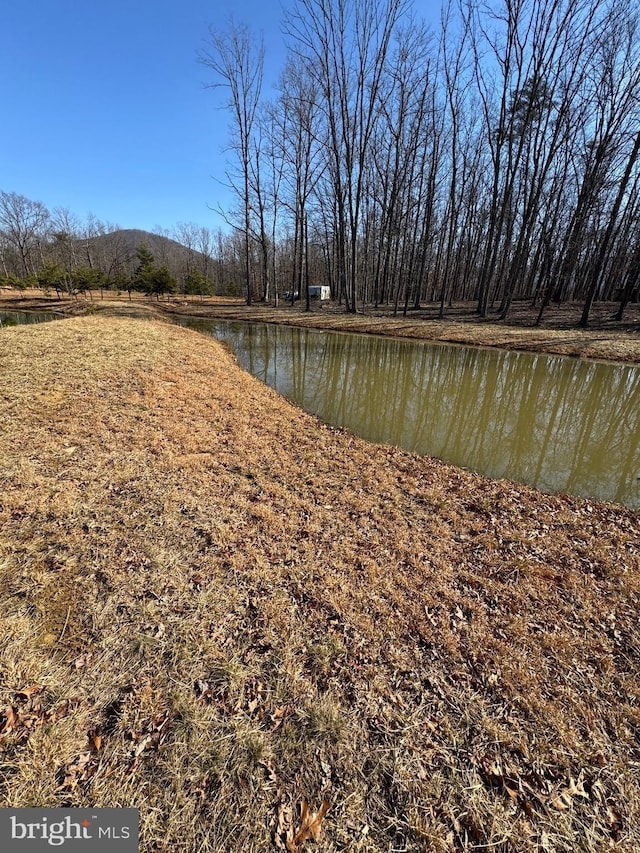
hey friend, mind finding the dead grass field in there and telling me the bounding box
[1,316,639,852]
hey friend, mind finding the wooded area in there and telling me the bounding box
[0,203,232,300]
[202,0,640,324]
[3,0,640,326]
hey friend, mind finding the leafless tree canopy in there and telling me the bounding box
[3,0,640,324]
[200,0,640,323]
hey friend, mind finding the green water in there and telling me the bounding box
[0,311,59,327]
[184,318,640,507]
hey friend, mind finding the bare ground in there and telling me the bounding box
[1,316,639,852]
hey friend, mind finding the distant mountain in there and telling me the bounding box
[81,229,214,284]
[94,229,195,263]
[47,228,219,294]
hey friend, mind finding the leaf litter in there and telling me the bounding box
[0,316,638,851]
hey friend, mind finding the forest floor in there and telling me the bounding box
[1,288,640,363]
[0,315,639,852]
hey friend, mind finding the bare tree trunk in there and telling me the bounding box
[201,20,264,306]
[580,128,640,326]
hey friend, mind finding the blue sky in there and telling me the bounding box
[1,0,288,234]
[2,0,440,236]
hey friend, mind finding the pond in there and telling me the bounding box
[181,318,640,508]
[0,311,61,327]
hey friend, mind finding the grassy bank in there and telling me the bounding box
[2,289,640,363]
[1,316,639,851]
[155,299,640,364]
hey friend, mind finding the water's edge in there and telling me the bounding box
[4,310,638,507]
[180,317,640,508]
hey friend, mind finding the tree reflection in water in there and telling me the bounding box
[184,318,640,507]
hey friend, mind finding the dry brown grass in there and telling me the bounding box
[1,316,639,852]
[2,289,640,363]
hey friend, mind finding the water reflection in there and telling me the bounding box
[183,319,640,507]
[0,311,59,327]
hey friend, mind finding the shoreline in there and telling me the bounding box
[2,289,640,364]
[1,316,639,851]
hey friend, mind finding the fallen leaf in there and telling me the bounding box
[607,805,623,835]
[260,760,278,784]
[134,733,154,757]
[1,706,19,735]
[550,790,571,811]
[15,684,41,702]
[566,775,588,798]
[270,705,289,730]
[287,799,331,851]
[58,752,97,791]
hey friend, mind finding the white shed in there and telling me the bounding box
[308,285,331,300]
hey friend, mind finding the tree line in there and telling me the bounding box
[202,0,640,324]
[0,191,263,299]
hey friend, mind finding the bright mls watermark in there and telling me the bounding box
[0,809,138,851]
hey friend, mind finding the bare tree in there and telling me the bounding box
[579,127,640,325]
[197,226,215,283]
[273,56,325,308]
[201,19,264,306]
[0,191,50,278]
[284,0,408,312]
